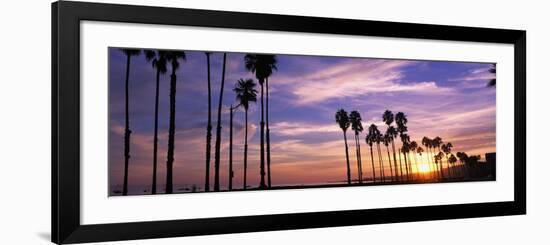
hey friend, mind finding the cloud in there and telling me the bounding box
[270,121,340,136]
[448,65,495,88]
[273,59,453,105]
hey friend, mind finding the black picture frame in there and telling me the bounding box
[52,1,526,244]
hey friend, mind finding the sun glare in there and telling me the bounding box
[418,163,431,173]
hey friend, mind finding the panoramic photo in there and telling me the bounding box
[108,48,496,196]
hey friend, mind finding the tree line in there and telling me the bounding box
[335,109,477,183]
[118,48,277,195]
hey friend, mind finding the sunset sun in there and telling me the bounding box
[418,163,431,173]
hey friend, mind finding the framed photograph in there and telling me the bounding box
[52,1,526,244]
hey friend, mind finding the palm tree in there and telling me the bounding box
[487,64,496,87]
[383,110,398,181]
[409,141,418,179]
[120,48,141,196]
[383,133,394,181]
[416,146,425,179]
[441,142,453,178]
[335,109,352,184]
[373,127,385,182]
[434,152,443,179]
[165,51,186,194]
[456,152,469,178]
[228,104,236,190]
[395,112,409,181]
[213,53,228,191]
[400,136,411,180]
[397,147,403,180]
[144,50,167,195]
[234,78,258,189]
[365,127,376,183]
[448,153,458,179]
[244,54,277,189]
[421,137,435,179]
[204,52,213,192]
[436,151,445,179]
[350,111,364,183]
[432,137,443,179]
[430,139,440,179]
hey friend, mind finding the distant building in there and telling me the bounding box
[485,152,496,178]
[465,152,496,180]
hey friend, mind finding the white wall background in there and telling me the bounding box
[0,0,547,244]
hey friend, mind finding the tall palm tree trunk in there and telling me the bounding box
[259,79,266,189]
[214,53,227,191]
[409,153,414,180]
[228,105,234,190]
[440,161,445,179]
[420,152,433,178]
[343,132,351,184]
[122,54,132,196]
[266,77,272,188]
[433,149,438,179]
[446,157,452,179]
[355,134,362,183]
[369,146,376,183]
[403,150,409,181]
[426,154,432,180]
[204,53,212,192]
[386,146,393,182]
[151,68,160,194]
[243,109,249,189]
[432,150,438,179]
[358,135,364,183]
[165,71,178,194]
[391,140,399,181]
[377,144,385,182]
[433,149,440,179]
[412,153,418,180]
[398,147,403,180]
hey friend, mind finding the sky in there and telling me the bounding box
[108,48,496,195]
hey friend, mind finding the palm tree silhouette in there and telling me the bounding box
[350,111,364,183]
[397,146,403,180]
[365,126,376,183]
[441,142,453,178]
[244,54,277,189]
[228,104,237,190]
[383,110,399,181]
[214,53,228,191]
[456,151,469,178]
[436,151,445,179]
[409,141,418,179]
[265,76,277,188]
[395,112,409,181]
[144,50,167,194]
[383,133,394,181]
[487,64,496,87]
[416,146,425,178]
[335,109,352,184]
[400,135,411,180]
[120,48,141,196]
[432,137,443,179]
[448,153,458,178]
[421,137,435,179]
[165,51,186,194]
[204,52,213,192]
[373,126,385,182]
[234,78,258,190]
[431,139,440,179]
